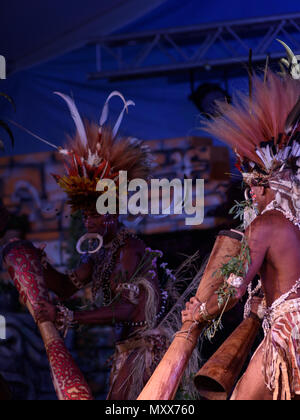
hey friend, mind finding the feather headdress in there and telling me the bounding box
[202,70,300,185]
[52,92,153,212]
[202,41,300,224]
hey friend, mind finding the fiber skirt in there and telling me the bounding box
[263,298,300,400]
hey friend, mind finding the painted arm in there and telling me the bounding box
[74,237,147,326]
[37,238,149,326]
[43,255,93,301]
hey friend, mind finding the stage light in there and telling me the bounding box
[189,83,231,118]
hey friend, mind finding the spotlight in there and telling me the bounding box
[189,83,231,118]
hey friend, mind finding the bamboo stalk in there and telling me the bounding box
[194,315,261,400]
[3,240,93,401]
[138,230,244,400]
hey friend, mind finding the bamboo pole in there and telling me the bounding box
[138,230,244,400]
[194,315,261,400]
[3,240,93,401]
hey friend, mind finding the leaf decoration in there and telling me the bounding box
[203,237,252,341]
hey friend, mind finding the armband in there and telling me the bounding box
[116,283,140,304]
[68,270,86,290]
[55,304,76,338]
[199,302,215,322]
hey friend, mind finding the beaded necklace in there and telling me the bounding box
[115,287,169,329]
[90,229,168,329]
[91,229,137,305]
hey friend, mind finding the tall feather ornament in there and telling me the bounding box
[99,91,125,127]
[99,91,135,137]
[54,92,88,148]
[112,100,135,138]
[201,71,300,170]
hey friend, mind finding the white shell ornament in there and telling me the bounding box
[76,233,103,254]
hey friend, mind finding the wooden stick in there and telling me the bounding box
[3,240,93,400]
[138,230,244,400]
[194,315,261,400]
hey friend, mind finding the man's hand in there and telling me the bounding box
[35,300,57,324]
[181,297,202,324]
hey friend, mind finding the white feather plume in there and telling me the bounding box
[99,91,135,137]
[54,92,88,148]
[112,99,135,138]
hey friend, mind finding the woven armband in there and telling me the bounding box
[68,270,86,290]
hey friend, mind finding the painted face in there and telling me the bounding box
[250,186,265,212]
[83,211,118,235]
[250,187,257,201]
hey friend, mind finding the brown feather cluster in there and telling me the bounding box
[66,122,153,181]
[53,123,153,212]
[201,71,300,168]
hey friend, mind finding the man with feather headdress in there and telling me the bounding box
[33,92,173,400]
[182,43,300,400]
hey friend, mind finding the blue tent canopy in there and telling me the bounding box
[1,0,299,156]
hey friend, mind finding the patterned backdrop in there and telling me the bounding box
[0,135,231,399]
[0,135,230,269]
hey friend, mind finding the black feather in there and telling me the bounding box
[0,120,14,148]
[285,95,300,134]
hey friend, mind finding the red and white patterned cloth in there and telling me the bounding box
[262,298,300,400]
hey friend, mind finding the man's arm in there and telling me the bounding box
[74,237,147,325]
[37,238,150,326]
[43,259,93,301]
[183,215,271,323]
[110,237,147,291]
[73,300,137,325]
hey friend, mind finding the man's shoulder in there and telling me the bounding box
[247,210,288,234]
[260,209,292,226]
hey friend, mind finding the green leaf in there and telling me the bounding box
[0,93,16,112]
[0,120,14,148]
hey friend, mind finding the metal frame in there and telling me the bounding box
[87,13,300,80]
